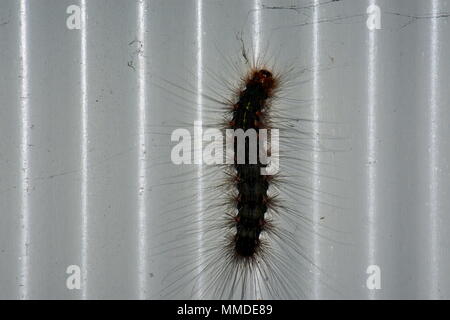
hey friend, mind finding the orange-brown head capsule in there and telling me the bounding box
[251,69,275,92]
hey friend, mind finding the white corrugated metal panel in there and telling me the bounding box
[0,0,449,299]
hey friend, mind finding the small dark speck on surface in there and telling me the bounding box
[127,60,136,71]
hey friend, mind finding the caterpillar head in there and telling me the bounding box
[248,69,277,96]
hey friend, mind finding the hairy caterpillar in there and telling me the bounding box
[229,68,277,258]
[146,2,345,300]
[145,39,342,300]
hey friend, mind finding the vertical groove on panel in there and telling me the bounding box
[253,0,261,59]
[19,0,30,300]
[137,0,148,300]
[80,0,89,300]
[428,0,441,299]
[195,0,205,297]
[366,0,378,300]
[311,0,322,300]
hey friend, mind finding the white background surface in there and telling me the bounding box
[0,0,449,299]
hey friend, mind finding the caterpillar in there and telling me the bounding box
[145,38,341,300]
[146,4,345,300]
[229,68,276,259]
